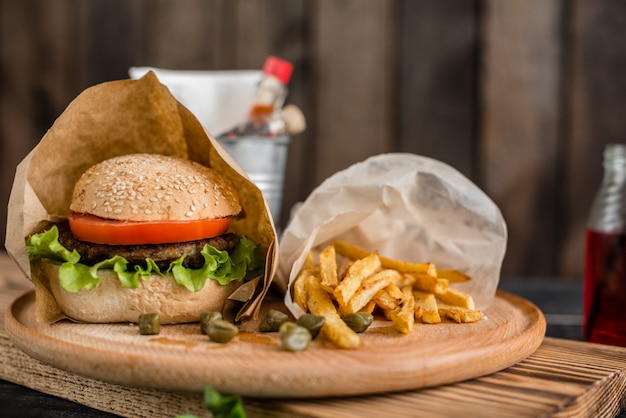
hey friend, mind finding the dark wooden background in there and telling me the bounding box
[2,0,625,280]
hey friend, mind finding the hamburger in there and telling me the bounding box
[25,153,264,324]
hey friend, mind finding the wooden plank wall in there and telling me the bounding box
[2,0,625,279]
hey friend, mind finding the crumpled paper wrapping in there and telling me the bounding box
[277,153,507,316]
[5,71,278,323]
[129,67,261,136]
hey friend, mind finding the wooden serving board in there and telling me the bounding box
[4,289,545,398]
[2,253,626,417]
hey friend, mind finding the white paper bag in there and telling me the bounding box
[277,153,507,316]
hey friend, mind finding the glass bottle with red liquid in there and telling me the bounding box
[584,143,626,347]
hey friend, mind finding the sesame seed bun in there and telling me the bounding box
[69,153,242,222]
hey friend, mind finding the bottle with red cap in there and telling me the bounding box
[247,56,293,123]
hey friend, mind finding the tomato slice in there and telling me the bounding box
[68,212,232,245]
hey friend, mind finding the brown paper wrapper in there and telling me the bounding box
[5,71,278,324]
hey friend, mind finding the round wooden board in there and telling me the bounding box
[4,290,545,398]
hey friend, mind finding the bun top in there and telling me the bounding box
[70,153,241,222]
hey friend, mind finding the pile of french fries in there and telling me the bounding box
[293,240,483,349]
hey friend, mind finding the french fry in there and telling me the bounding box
[410,273,448,294]
[293,252,316,311]
[290,240,483,350]
[386,283,405,300]
[389,285,415,334]
[293,277,308,311]
[302,250,316,272]
[438,303,483,323]
[319,244,339,292]
[457,309,483,323]
[305,275,360,349]
[332,240,376,260]
[437,268,471,283]
[361,300,377,314]
[413,290,441,324]
[424,263,438,277]
[334,253,381,307]
[389,272,416,288]
[435,286,475,310]
[333,240,435,275]
[341,269,400,315]
[373,286,402,312]
[339,260,353,280]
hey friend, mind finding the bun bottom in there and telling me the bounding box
[38,259,243,324]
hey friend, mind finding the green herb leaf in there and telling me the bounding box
[203,386,246,418]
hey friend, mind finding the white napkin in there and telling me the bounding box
[129,67,262,136]
[277,153,507,316]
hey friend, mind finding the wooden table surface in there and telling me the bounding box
[1,252,625,418]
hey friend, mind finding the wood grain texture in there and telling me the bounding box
[4,289,544,398]
[233,0,310,226]
[1,253,625,418]
[312,0,395,182]
[560,0,626,276]
[397,0,478,178]
[480,0,564,276]
[3,0,626,277]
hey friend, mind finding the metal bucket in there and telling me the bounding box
[217,136,290,227]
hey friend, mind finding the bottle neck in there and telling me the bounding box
[588,143,626,232]
[602,143,626,179]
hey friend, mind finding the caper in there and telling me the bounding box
[206,319,239,343]
[279,322,311,352]
[342,312,374,333]
[259,309,289,332]
[296,313,325,339]
[200,311,222,334]
[138,313,160,335]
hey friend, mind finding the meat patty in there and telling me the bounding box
[56,222,239,270]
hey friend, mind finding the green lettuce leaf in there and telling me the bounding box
[26,226,80,264]
[26,225,263,293]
